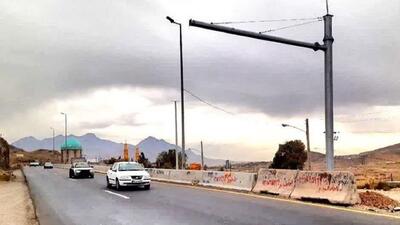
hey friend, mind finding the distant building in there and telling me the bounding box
[134,146,140,162]
[61,138,83,164]
[123,142,129,161]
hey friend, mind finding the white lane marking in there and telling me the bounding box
[69,179,77,181]
[104,190,130,199]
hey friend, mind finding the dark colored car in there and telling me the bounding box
[69,162,94,178]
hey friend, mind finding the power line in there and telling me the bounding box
[259,18,322,34]
[211,17,322,25]
[184,89,235,115]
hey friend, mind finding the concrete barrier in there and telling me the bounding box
[93,165,109,174]
[169,170,203,184]
[54,164,70,169]
[290,171,360,205]
[146,168,172,181]
[202,171,256,191]
[252,169,298,197]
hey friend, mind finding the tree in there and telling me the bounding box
[138,152,151,168]
[270,140,307,170]
[156,149,186,169]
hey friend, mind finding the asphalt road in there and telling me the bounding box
[24,167,399,225]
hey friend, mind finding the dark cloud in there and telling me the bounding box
[77,114,145,129]
[0,0,399,122]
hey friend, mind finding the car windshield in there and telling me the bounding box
[74,162,89,168]
[118,163,144,171]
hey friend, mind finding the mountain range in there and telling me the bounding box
[11,133,226,166]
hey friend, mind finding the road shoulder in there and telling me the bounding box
[0,169,38,225]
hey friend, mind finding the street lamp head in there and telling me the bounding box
[282,124,288,127]
[166,16,175,23]
[60,112,65,115]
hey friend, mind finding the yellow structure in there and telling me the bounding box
[123,142,129,161]
[134,146,141,162]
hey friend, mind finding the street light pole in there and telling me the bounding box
[282,119,311,170]
[174,100,179,170]
[167,16,186,169]
[50,127,55,153]
[60,112,67,149]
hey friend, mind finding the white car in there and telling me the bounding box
[106,162,151,190]
[29,161,40,167]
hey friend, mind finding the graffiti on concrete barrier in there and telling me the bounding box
[156,170,165,175]
[296,172,352,192]
[262,178,294,188]
[260,170,295,190]
[207,172,237,184]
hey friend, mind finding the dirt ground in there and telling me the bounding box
[0,170,38,225]
[359,189,400,203]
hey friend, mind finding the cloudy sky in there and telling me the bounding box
[1,0,399,161]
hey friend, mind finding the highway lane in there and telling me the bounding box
[24,167,399,225]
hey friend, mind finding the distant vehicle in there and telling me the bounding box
[69,162,94,178]
[43,162,53,169]
[29,161,40,167]
[188,163,201,170]
[106,162,151,191]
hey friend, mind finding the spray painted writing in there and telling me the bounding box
[213,172,237,184]
[296,172,352,192]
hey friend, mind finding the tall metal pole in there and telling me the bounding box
[174,100,179,170]
[189,14,334,171]
[61,112,67,149]
[179,24,186,169]
[282,120,311,170]
[50,127,55,159]
[200,141,204,170]
[324,15,334,171]
[167,17,186,169]
[65,114,67,148]
[305,119,311,171]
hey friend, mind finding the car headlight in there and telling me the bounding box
[143,174,151,179]
[119,175,131,180]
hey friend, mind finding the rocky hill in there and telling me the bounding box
[12,134,226,166]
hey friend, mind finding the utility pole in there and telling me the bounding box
[166,16,186,169]
[305,119,311,171]
[200,141,204,170]
[189,14,334,171]
[174,100,179,170]
[323,15,334,171]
